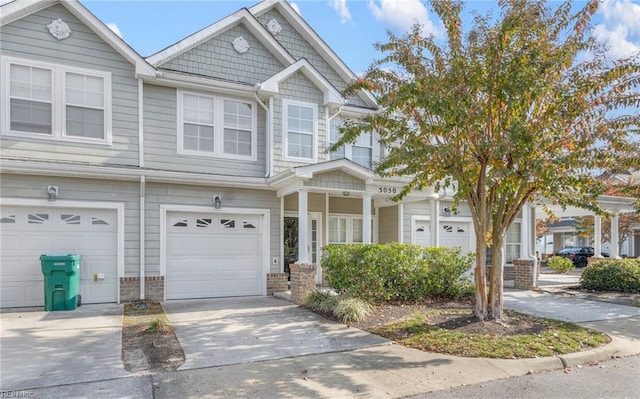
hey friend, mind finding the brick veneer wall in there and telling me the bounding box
[513,259,535,290]
[485,266,516,281]
[119,276,165,303]
[290,263,317,305]
[267,273,288,295]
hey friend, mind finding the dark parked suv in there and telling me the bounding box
[554,246,609,268]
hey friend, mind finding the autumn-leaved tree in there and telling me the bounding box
[338,0,640,320]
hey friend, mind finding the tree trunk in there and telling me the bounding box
[488,237,505,320]
[474,234,488,320]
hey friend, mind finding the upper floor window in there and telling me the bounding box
[2,56,111,145]
[178,91,256,160]
[329,118,374,169]
[284,99,316,161]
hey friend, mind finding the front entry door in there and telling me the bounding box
[283,213,322,283]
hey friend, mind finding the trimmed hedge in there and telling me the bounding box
[547,256,575,274]
[322,243,474,303]
[580,258,640,293]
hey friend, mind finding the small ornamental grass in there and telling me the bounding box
[303,289,372,323]
[547,256,576,274]
[146,317,171,334]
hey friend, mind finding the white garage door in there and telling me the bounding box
[166,212,264,300]
[0,206,118,307]
[414,220,471,254]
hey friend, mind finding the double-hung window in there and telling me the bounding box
[2,56,111,144]
[284,99,316,161]
[505,222,521,264]
[329,118,374,169]
[178,91,256,160]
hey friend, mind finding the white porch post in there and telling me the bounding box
[520,204,530,260]
[430,196,440,247]
[593,215,602,258]
[362,194,372,244]
[611,213,620,259]
[298,189,309,264]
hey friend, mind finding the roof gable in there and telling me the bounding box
[249,0,377,109]
[146,8,295,68]
[258,59,343,108]
[0,0,155,77]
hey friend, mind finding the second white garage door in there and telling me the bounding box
[414,220,471,255]
[166,211,265,300]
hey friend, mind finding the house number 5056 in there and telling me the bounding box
[379,187,397,194]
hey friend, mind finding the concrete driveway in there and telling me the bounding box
[162,296,388,370]
[0,304,130,391]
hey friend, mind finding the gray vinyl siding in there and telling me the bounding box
[144,183,281,274]
[160,23,285,84]
[304,171,366,191]
[378,205,399,244]
[0,173,140,276]
[256,9,368,108]
[272,72,327,172]
[143,83,267,177]
[403,200,430,244]
[0,4,140,166]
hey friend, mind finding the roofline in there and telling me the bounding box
[146,7,295,68]
[1,0,156,77]
[249,0,378,108]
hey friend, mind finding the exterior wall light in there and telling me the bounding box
[47,185,59,201]
[213,195,222,209]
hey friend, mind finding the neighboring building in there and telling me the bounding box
[0,0,555,307]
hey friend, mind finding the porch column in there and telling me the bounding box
[520,204,530,259]
[430,195,440,247]
[298,189,309,264]
[593,215,602,258]
[611,213,620,259]
[362,194,372,244]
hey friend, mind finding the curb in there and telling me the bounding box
[558,336,639,368]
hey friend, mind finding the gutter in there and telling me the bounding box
[254,92,272,178]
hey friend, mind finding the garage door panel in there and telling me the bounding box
[166,211,265,300]
[0,206,118,307]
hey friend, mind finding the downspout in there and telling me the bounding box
[138,79,145,300]
[254,92,271,178]
[139,175,145,300]
[327,106,343,158]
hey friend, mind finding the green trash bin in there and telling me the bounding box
[40,254,81,311]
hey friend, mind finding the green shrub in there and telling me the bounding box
[581,259,640,293]
[333,297,372,323]
[547,256,575,274]
[322,243,474,303]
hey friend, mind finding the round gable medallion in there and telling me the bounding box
[267,18,282,35]
[47,18,71,40]
[232,36,250,54]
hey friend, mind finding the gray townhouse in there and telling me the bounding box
[0,0,535,308]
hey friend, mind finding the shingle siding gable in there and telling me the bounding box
[160,23,285,84]
[255,9,368,108]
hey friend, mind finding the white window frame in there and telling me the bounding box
[328,118,378,169]
[328,214,374,244]
[177,90,257,161]
[283,99,317,162]
[1,56,112,145]
[505,222,521,264]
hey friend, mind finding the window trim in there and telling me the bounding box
[283,99,317,163]
[328,213,374,244]
[328,118,378,169]
[1,56,112,145]
[177,90,257,161]
[505,221,522,265]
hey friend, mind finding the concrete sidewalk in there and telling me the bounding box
[19,290,640,399]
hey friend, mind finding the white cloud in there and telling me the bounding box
[368,0,441,36]
[106,22,122,38]
[330,0,352,24]
[289,2,302,16]
[593,0,640,59]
